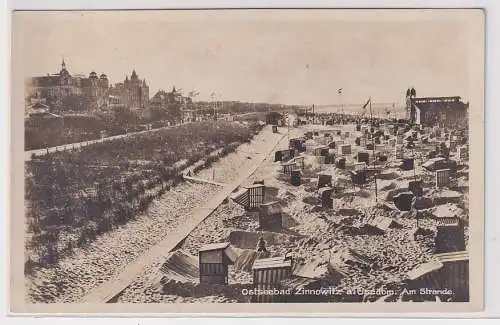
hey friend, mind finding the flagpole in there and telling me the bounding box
[369,97,373,128]
[287,112,290,142]
[341,90,344,115]
[370,98,375,163]
[369,97,378,204]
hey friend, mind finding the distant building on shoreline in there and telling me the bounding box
[25,59,149,113]
[25,59,110,112]
[149,86,192,121]
[405,87,469,129]
[109,69,149,111]
[150,86,185,110]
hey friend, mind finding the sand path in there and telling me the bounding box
[78,125,286,303]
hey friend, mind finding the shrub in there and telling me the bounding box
[25,121,260,265]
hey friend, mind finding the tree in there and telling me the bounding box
[166,102,183,123]
[62,94,85,112]
[150,106,167,121]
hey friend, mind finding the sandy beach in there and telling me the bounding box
[115,122,469,303]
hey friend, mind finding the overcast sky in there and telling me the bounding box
[13,10,482,106]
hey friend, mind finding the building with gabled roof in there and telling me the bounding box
[25,59,150,113]
[405,88,468,128]
[25,59,111,112]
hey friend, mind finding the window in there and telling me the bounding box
[424,111,433,123]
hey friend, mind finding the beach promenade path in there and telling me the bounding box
[24,123,186,161]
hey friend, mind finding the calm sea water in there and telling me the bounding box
[311,105,407,119]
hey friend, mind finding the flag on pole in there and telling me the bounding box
[362,98,371,109]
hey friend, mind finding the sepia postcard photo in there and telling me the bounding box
[9,8,485,314]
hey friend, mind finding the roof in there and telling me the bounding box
[30,102,49,109]
[278,148,294,153]
[230,187,248,201]
[365,167,383,173]
[422,157,447,169]
[368,215,399,231]
[233,249,259,272]
[28,75,62,87]
[412,96,462,104]
[252,256,292,270]
[231,185,248,194]
[394,191,414,198]
[260,201,282,215]
[436,217,461,227]
[199,242,230,252]
[160,249,199,283]
[429,157,446,163]
[407,260,443,280]
[435,250,469,263]
[245,183,264,189]
[318,186,333,195]
[28,111,62,119]
[84,188,97,196]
